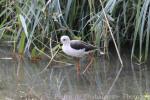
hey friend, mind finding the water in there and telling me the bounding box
[0,47,150,100]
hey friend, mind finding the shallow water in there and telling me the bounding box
[0,47,150,100]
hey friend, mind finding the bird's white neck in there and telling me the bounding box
[63,42,70,46]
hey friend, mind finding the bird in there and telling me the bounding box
[60,35,96,76]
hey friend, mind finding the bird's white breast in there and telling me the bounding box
[62,45,85,58]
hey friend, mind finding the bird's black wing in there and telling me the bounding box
[70,40,96,51]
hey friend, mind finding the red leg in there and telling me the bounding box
[76,58,80,77]
[83,52,94,74]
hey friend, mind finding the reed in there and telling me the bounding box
[0,0,149,62]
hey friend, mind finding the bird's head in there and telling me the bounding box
[60,35,70,44]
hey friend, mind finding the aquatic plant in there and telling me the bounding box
[0,0,149,63]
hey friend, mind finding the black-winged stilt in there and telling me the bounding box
[60,35,96,76]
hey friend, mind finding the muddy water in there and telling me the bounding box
[0,47,150,100]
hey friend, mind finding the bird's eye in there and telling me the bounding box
[63,39,66,41]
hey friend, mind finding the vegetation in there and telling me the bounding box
[0,0,150,63]
[0,0,150,99]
